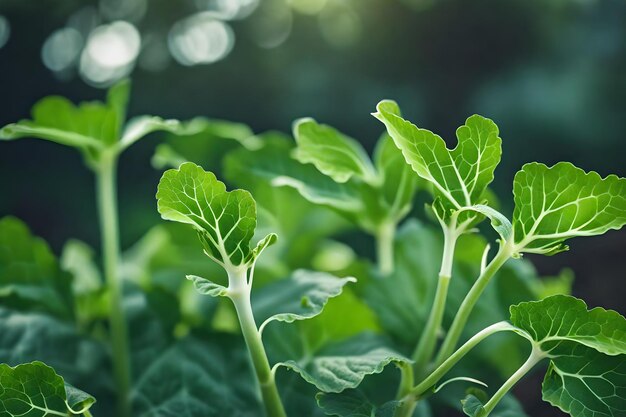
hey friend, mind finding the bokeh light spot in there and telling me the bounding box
[168,13,235,66]
[80,21,141,86]
[42,28,83,72]
[0,15,11,49]
[249,0,292,49]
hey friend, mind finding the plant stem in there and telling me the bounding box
[96,151,131,417]
[434,246,511,367]
[412,225,457,374]
[376,220,396,276]
[228,269,287,417]
[412,321,516,397]
[482,347,545,415]
[394,361,418,417]
[394,322,516,417]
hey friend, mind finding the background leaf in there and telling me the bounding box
[293,118,377,184]
[0,217,74,320]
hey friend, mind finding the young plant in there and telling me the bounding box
[0,81,189,417]
[373,100,626,417]
[156,162,381,417]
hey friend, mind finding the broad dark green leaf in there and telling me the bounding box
[156,162,259,266]
[542,342,626,417]
[0,217,74,320]
[0,361,96,416]
[252,270,356,329]
[373,100,501,220]
[316,390,400,417]
[509,296,626,417]
[132,336,260,417]
[276,333,409,393]
[510,295,626,355]
[512,162,626,255]
[0,308,106,395]
[293,118,377,184]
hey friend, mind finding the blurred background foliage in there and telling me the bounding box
[0,1,625,415]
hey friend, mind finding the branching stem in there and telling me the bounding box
[434,244,512,367]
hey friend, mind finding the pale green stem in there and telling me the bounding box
[376,220,396,276]
[393,322,516,417]
[482,347,545,415]
[434,246,511,367]
[96,151,131,417]
[83,411,93,417]
[228,269,287,417]
[412,225,458,374]
[412,321,516,397]
[394,362,418,417]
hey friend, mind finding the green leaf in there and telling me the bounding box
[224,133,363,215]
[119,116,181,150]
[60,239,102,295]
[132,336,260,417]
[151,117,261,170]
[0,361,96,416]
[541,342,626,417]
[293,118,377,184]
[0,308,106,394]
[462,393,527,417]
[0,80,182,160]
[510,295,626,355]
[156,162,258,267]
[0,217,74,320]
[462,394,486,417]
[252,270,356,330]
[316,390,400,417]
[276,333,409,393]
[373,100,501,220]
[187,275,229,297]
[512,162,626,255]
[465,205,512,241]
[64,383,97,414]
[373,133,421,221]
[0,95,113,149]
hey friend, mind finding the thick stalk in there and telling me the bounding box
[376,220,396,276]
[228,270,287,417]
[482,347,545,415]
[434,246,511,367]
[412,226,457,373]
[96,151,131,417]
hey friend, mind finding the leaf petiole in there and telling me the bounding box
[480,346,545,416]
